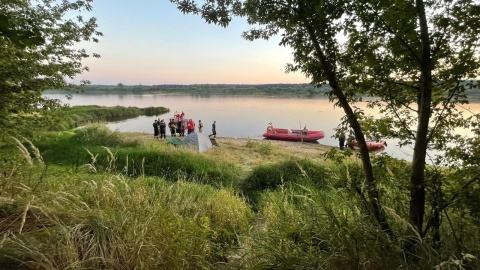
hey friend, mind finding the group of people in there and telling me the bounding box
[153,119,167,139]
[153,118,216,139]
[166,118,196,137]
[337,128,379,150]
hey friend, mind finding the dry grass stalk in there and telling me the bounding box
[384,206,421,240]
[84,147,98,165]
[19,199,32,234]
[102,146,116,171]
[23,137,44,164]
[11,136,33,166]
[80,163,97,173]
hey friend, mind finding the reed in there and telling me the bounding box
[10,137,33,166]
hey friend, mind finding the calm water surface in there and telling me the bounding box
[45,93,480,161]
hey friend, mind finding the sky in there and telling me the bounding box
[74,0,310,85]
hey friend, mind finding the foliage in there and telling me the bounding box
[45,105,169,131]
[0,0,102,138]
[43,83,330,97]
[1,131,480,269]
[344,1,480,152]
[0,164,251,269]
[170,0,480,258]
[30,124,241,187]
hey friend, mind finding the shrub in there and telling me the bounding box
[74,124,127,147]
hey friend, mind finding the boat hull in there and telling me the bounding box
[263,128,324,142]
[346,140,387,151]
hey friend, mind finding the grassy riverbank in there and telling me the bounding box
[1,124,479,269]
[48,105,170,131]
[7,105,169,138]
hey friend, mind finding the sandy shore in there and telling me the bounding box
[128,132,336,170]
[202,137,335,170]
[214,137,333,154]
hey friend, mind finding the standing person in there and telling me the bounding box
[187,119,195,134]
[338,132,346,150]
[168,119,176,137]
[153,119,159,138]
[198,120,203,133]
[178,120,184,136]
[209,121,217,138]
[159,119,167,139]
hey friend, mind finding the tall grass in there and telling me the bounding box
[32,124,241,186]
[245,139,274,155]
[236,185,407,270]
[239,158,330,207]
[0,163,251,269]
[1,126,479,269]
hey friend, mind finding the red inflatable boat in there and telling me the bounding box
[263,125,325,142]
[346,139,387,151]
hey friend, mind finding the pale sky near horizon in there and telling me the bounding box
[74,0,310,85]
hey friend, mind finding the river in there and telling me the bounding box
[44,92,480,161]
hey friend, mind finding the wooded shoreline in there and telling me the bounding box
[44,82,480,101]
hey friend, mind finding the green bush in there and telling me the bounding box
[74,123,128,147]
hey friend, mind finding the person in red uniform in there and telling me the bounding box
[187,119,195,134]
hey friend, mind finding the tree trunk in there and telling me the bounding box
[299,10,392,235]
[406,0,433,256]
[330,80,393,236]
[411,0,433,235]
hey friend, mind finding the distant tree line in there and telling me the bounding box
[45,84,332,97]
[45,82,480,100]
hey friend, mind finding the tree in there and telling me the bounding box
[171,0,480,257]
[0,0,102,137]
[173,0,393,234]
[341,0,480,254]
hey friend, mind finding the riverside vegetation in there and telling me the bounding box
[3,0,479,268]
[45,82,480,100]
[0,106,479,269]
[13,105,169,137]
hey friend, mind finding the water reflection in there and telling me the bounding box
[44,92,479,161]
